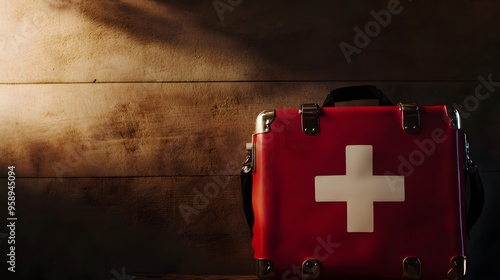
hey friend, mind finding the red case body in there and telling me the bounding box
[252,105,466,279]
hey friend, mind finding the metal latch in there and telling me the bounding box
[242,143,253,173]
[447,256,466,280]
[300,103,320,136]
[399,102,420,134]
[403,257,421,280]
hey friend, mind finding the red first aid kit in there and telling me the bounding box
[240,86,483,280]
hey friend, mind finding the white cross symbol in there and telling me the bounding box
[315,145,405,232]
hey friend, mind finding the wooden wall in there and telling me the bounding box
[0,0,499,279]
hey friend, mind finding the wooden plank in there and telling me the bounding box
[1,177,254,277]
[0,82,328,178]
[2,173,499,277]
[0,82,498,178]
[1,0,499,82]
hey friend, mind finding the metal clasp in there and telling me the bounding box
[447,256,466,280]
[300,103,320,136]
[399,102,420,134]
[242,143,253,173]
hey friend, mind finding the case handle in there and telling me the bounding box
[323,85,393,107]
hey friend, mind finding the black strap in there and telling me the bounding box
[323,85,393,107]
[465,162,484,236]
[241,169,254,235]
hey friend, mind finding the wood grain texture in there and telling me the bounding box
[1,0,499,278]
[2,177,254,277]
[2,172,498,278]
[1,0,500,82]
[0,82,498,179]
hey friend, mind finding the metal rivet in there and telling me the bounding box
[304,128,308,131]
[404,126,409,130]
[412,126,417,129]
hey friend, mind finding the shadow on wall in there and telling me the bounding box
[10,185,180,279]
[8,181,253,279]
[42,0,355,76]
[47,0,186,43]
[43,0,500,79]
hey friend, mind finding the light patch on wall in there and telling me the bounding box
[0,0,263,82]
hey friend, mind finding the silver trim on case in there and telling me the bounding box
[255,110,276,134]
[448,108,462,130]
[250,110,276,173]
